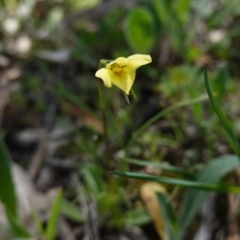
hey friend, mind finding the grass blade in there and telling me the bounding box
[125,95,209,150]
[157,192,178,240]
[111,170,240,194]
[123,158,195,178]
[45,189,63,240]
[204,67,240,157]
[0,140,17,216]
[5,206,31,237]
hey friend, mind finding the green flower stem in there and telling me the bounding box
[97,75,110,171]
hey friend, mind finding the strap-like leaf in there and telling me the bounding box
[0,140,17,216]
[204,67,240,157]
[111,170,240,194]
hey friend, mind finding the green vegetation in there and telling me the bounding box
[1,0,240,239]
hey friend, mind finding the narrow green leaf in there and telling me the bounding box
[213,65,228,102]
[5,207,31,238]
[152,0,171,24]
[111,170,240,194]
[45,189,63,240]
[157,192,178,240]
[123,158,195,178]
[178,155,240,240]
[0,140,17,216]
[168,17,186,54]
[174,0,190,23]
[204,67,240,157]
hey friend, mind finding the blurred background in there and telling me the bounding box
[1,0,240,239]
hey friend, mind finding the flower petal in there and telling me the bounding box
[107,57,128,68]
[95,68,112,87]
[109,70,136,95]
[127,54,152,70]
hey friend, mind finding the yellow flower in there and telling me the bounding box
[95,54,152,95]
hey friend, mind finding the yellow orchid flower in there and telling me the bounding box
[95,54,152,95]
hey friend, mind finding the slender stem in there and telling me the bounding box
[124,95,209,152]
[97,77,110,171]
